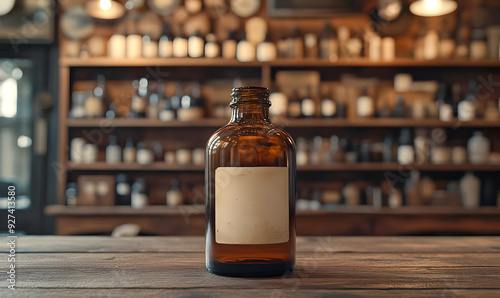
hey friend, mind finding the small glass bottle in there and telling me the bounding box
[423,30,439,60]
[287,90,302,119]
[256,33,277,62]
[115,174,131,205]
[159,97,176,121]
[108,31,126,59]
[146,93,159,119]
[321,86,336,118]
[439,19,455,59]
[178,82,205,121]
[166,179,184,206]
[123,137,137,163]
[356,87,374,118]
[368,29,382,61]
[460,172,480,208]
[205,33,220,58]
[222,31,237,59]
[458,79,477,121]
[455,18,470,59]
[188,30,205,58]
[159,23,174,58]
[301,87,315,118]
[131,178,148,208]
[136,142,153,165]
[173,29,188,58]
[205,87,296,277]
[304,33,318,58]
[319,22,338,61]
[142,35,158,58]
[382,37,395,61]
[290,27,303,59]
[397,128,414,165]
[469,29,487,60]
[85,75,105,118]
[126,33,142,59]
[106,135,122,164]
[468,131,490,164]
[106,103,117,119]
[65,183,78,206]
[236,32,255,62]
[130,78,148,118]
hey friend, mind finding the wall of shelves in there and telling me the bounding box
[48,0,500,236]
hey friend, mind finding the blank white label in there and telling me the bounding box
[215,167,289,245]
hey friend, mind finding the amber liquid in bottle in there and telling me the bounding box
[205,87,296,277]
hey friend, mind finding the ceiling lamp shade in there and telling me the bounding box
[86,0,126,20]
[0,0,15,16]
[410,0,457,17]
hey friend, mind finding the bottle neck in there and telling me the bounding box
[230,102,270,123]
[229,87,271,123]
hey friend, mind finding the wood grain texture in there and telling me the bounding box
[1,236,499,297]
[45,205,500,236]
[6,236,500,253]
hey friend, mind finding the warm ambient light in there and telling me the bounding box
[100,0,111,11]
[410,0,457,17]
[86,0,125,20]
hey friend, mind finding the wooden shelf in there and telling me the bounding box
[299,163,500,171]
[66,162,500,172]
[66,118,227,128]
[67,162,204,171]
[45,205,205,216]
[45,204,500,216]
[66,118,500,128]
[60,57,500,68]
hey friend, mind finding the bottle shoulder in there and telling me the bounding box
[206,122,295,150]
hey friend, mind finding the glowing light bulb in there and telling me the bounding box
[100,0,111,11]
[423,0,440,11]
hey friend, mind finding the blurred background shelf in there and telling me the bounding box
[66,118,500,128]
[66,162,500,172]
[45,0,500,238]
[60,57,500,68]
[45,205,500,236]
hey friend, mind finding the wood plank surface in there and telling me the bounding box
[7,236,500,253]
[1,237,499,297]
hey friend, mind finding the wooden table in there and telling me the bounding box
[2,236,499,297]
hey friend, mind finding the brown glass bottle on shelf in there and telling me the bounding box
[205,87,296,277]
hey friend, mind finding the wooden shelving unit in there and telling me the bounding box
[66,162,500,172]
[66,118,500,128]
[60,57,500,68]
[45,204,500,236]
[49,1,500,236]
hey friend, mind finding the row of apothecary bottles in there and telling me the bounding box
[68,18,498,62]
[65,171,500,209]
[70,136,204,166]
[69,129,496,166]
[71,77,206,121]
[71,74,500,121]
[296,130,497,166]
[66,174,185,208]
[296,172,500,211]
[70,76,347,120]
[68,22,395,62]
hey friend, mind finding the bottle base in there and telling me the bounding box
[206,259,294,277]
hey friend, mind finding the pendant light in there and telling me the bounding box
[410,0,457,17]
[86,0,126,20]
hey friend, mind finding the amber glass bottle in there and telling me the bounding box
[205,87,296,277]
